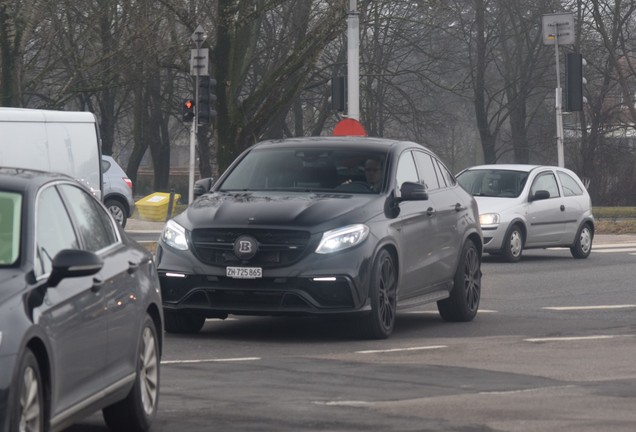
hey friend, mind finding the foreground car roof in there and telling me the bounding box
[463,164,541,172]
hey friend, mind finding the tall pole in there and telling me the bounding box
[347,0,360,121]
[554,29,565,168]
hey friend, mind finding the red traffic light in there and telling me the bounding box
[182,98,195,122]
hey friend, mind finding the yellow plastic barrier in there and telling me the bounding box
[135,192,181,222]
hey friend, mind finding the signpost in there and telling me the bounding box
[542,12,575,168]
[188,25,208,204]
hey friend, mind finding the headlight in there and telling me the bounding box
[479,213,500,225]
[316,224,369,254]
[161,220,189,250]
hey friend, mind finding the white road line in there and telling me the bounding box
[543,304,636,311]
[406,309,497,314]
[355,345,447,354]
[593,247,636,253]
[593,243,636,248]
[161,357,260,365]
[524,335,632,343]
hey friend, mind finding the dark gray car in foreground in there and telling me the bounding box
[156,137,483,339]
[0,168,163,432]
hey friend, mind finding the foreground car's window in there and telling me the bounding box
[36,187,79,276]
[219,147,387,193]
[457,170,529,198]
[59,184,118,252]
[0,192,22,266]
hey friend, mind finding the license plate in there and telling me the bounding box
[226,266,262,279]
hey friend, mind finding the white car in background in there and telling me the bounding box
[102,155,135,228]
[456,164,594,262]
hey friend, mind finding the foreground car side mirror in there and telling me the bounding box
[529,190,550,202]
[193,177,214,198]
[399,181,429,202]
[48,249,103,287]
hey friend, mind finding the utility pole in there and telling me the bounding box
[347,0,360,121]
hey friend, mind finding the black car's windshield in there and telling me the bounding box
[0,191,22,266]
[457,169,529,198]
[219,147,388,193]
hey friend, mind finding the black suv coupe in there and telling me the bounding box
[156,137,483,339]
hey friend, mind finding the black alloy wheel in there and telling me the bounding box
[438,239,481,322]
[362,249,398,339]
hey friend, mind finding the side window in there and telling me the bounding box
[396,151,419,189]
[436,159,456,187]
[558,172,584,196]
[412,151,440,190]
[59,184,118,252]
[530,172,560,198]
[36,186,79,276]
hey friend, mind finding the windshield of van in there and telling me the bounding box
[0,192,22,266]
[457,169,529,198]
[219,147,388,194]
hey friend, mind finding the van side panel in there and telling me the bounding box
[0,108,102,200]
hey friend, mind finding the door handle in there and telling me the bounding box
[427,207,436,217]
[91,277,103,293]
[560,205,565,212]
[454,203,464,212]
[128,261,139,275]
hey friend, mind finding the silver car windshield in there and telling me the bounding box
[219,147,387,194]
[457,169,529,198]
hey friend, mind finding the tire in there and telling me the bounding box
[103,315,160,432]
[437,239,481,322]
[502,224,523,262]
[163,310,206,334]
[10,348,44,432]
[105,199,127,228]
[570,223,593,259]
[359,249,398,339]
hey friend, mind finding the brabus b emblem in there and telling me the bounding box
[233,235,258,260]
[239,241,252,253]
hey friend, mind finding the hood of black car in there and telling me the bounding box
[179,191,380,229]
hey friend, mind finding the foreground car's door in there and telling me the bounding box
[33,185,108,415]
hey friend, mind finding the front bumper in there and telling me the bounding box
[480,224,506,252]
[156,240,375,316]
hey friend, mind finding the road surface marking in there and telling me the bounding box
[406,309,497,314]
[593,247,636,253]
[355,345,447,354]
[161,357,260,365]
[543,304,636,311]
[524,335,631,343]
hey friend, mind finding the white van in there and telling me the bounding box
[0,107,102,199]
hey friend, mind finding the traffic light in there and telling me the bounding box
[181,98,195,122]
[331,76,346,112]
[565,52,584,112]
[197,76,217,124]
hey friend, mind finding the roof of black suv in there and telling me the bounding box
[252,136,406,151]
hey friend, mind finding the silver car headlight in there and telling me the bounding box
[479,213,500,225]
[162,220,189,251]
[316,224,369,254]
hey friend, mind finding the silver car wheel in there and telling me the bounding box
[20,366,41,432]
[140,326,159,415]
[579,226,592,254]
[509,229,522,257]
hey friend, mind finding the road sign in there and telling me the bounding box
[333,118,367,136]
[190,48,209,76]
[542,12,575,45]
[191,25,207,46]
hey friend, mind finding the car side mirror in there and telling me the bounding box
[193,177,214,198]
[529,190,550,202]
[399,181,428,202]
[48,249,103,287]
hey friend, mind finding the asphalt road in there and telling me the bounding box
[67,235,636,432]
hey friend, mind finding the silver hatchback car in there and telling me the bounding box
[102,155,135,228]
[456,164,594,262]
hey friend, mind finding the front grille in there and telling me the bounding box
[190,228,311,267]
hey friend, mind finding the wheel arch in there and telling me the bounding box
[504,218,527,246]
[104,193,131,215]
[145,304,163,356]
